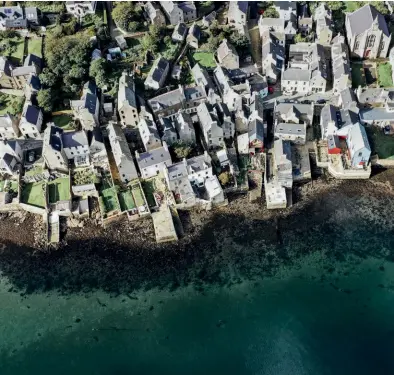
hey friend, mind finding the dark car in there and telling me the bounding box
[302,100,312,104]
[316,99,326,104]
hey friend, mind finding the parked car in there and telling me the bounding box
[316,99,326,104]
[301,100,312,104]
[268,86,274,94]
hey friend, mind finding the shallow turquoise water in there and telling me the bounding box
[1,253,394,375]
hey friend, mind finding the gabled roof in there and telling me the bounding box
[346,4,389,38]
[24,53,43,69]
[62,131,88,149]
[282,68,310,81]
[23,103,41,125]
[118,72,137,109]
[217,39,238,63]
[137,144,171,168]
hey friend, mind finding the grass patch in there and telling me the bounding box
[141,180,156,207]
[118,190,136,211]
[21,181,46,208]
[27,37,43,58]
[351,62,366,88]
[9,37,25,63]
[100,187,120,213]
[0,94,24,116]
[25,1,65,13]
[366,126,394,159]
[25,164,44,177]
[192,52,216,68]
[377,62,393,87]
[344,2,362,13]
[52,114,74,130]
[48,177,70,203]
[131,184,145,207]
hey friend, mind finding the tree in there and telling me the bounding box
[141,34,158,54]
[89,58,110,88]
[37,89,53,112]
[371,2,389,15]
[326,2,343,11]
[128,21,139,33]
[39,68,57,87]
[229,31,249,49]
[218,172,230,186]
[41,31,91,98]
[112,2,142,32]
[294,33,307,43]
[173,143,192,159]
[263,7,279,18]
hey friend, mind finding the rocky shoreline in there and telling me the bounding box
[1,169,394,296]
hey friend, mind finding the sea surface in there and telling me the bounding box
[1,184,394,374]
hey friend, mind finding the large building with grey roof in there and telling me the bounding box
[144,57,169,91]
[70,81,99,131]
[148,85,207,120]
[135,142,172,179]
[345,4,390,59]
[332,35,351,93]
[108,122,138,184]
[282,43,330,95]
[118,71,139,129]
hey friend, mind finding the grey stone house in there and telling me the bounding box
[345,4,391,59]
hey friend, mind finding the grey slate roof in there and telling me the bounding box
[274,1,296,10]
[275,122,306,136]
[24,54,43,69]
[137,145,171,168]
[5,18,27,28]
[282,68,311,81]
[62,131,88,149]
[24,104,40,125]
[359,108,394,122]
[248,118,264,142]
[84,93,97,115]
[173,22,187,40]
[339,88,357,109]
[27,75,41,91]
[192,63,214,89]
[217,39,238,63]
[346,4,389,38]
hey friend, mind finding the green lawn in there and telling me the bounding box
[193,52,216,68]
[25,164,43,177]
[131,184,145,207]
[377,63,393,88]
[118,190,136,211]
[21,182,46,208]
[0,95,24,116]
[366,126,394,159]
[100,187,120,213]
[141,180,156,207]
[52,115,74,130]
[27,37,43,58]
[48,177,70,204]
[9,37,25,63]
[351,62,366,88]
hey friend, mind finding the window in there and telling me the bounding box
[380,40,385,50]
[71,152,74,155]
[358,152,362,157]
[367,35,375,48]
[354,39,360,49]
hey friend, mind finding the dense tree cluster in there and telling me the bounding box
[38,31,92,111]
[112,2,144,33]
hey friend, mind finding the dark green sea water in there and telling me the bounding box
[1,184,394,374]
